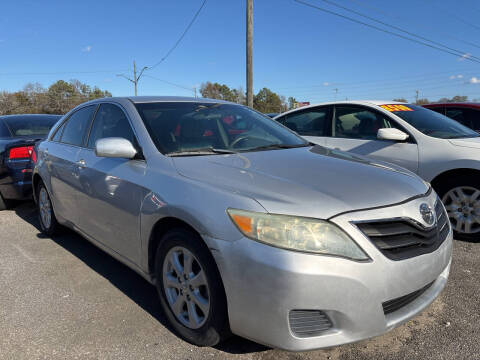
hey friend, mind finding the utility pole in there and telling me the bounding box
[334,88,338,101]
[246,0,253,108]
[117,60,148,96]
[415,90,419,104]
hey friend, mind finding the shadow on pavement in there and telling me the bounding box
[13,202,269,355]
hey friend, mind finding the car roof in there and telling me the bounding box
[273,100,406,118]
[83,96,235,105]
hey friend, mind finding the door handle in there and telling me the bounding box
[76,159,86,168]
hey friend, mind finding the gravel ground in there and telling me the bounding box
[0,203,479,360]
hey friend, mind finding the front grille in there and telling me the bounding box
[355,201,449,261]
[382,281,434,314]
[289,310,333,337]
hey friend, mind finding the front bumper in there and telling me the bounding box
[205,192,452,351]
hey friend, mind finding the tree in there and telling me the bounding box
[437,95,468,103]
[200,82,237,102]
[0,80,112,115]
[288,97,297,110]
[393,98,407,103]
[415,98,430,105]
[253,87,285,113]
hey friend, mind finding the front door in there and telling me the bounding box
[75,103,147,264]
[326,105,419,173]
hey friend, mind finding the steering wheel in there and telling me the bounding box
[230,136,251,149]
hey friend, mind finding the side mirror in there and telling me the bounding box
[95,137,137,159]
[377,128,409,142]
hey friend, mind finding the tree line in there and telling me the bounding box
[200,82,297,113]
[393,95,473,105]
[0,80,112,115]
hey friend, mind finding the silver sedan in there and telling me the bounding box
[34,97,452,351]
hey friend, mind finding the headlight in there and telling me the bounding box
[227,209,369,260]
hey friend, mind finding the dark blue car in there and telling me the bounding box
[0,114,61,210]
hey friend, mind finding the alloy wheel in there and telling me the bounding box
[162,246,210,329]
[442,186,480,234]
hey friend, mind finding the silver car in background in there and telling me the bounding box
[34,97,452,351]
[275,101,480,241]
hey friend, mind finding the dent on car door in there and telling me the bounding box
[75,103,147,264]
[277,106,332,146]
[47,105,97,222]
[326,105,419,173]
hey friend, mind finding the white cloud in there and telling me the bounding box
[81,45,92,52]
[468,77,480,84]
[459,53,471,61]
[449,74,464,79]
[323,82,330,86]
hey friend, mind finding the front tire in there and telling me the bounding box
[37,182,59,236]
[436,175,480,241]
[154,228,230,346]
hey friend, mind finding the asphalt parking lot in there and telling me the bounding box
[1,203,479,360]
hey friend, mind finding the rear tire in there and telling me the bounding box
[37,182,59,236]
[435,175,480,242]
[154,228,230,346]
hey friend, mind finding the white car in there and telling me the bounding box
[275,101,480,241]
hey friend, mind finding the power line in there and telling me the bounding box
[314,0,480,61]
[143,74,195,92]
[147,0,208,71]
[294,0,480,64]
[347,0,480,50]
[425,0,480,32]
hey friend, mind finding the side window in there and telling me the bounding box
[465,109,480,131]
[61,106,96,146]
[51,122,66,142]
[283,107,330,136]
[429,107,445,115]
[334,106,394,140]
[446,108,469,128]
[87,103,136,148]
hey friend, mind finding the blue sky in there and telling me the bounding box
[1,0,480,103]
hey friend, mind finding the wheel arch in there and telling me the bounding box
[147,216,207,278]
[32,172,43,203]
[430,168,480,193]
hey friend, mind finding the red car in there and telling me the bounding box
[423,103,480,133]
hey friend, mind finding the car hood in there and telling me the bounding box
[172,146,428,219]
[448,137,480,150]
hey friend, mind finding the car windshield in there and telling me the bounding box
[134,102,308,155]
[388,104,479,139]
[3,115,60,137]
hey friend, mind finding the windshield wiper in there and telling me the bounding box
[167,147,238,157]
[244,143,311,152]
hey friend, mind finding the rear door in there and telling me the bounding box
[325,105,419,173]
[275,106,332,146]
[75,103,147,264]
[46,105,97,223]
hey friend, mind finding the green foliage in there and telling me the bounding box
[200,81,287,113]
[254,87,284,113]
[0,80,112,115]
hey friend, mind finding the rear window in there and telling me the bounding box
[3,116,60,137]
[0,120,11,137]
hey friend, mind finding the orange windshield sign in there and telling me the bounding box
[380,104,414,112]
